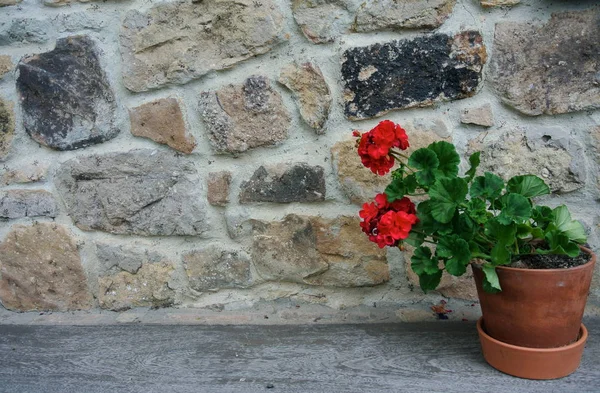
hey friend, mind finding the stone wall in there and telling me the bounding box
[0,0,599,320]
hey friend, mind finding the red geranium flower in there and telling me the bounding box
[358,193,418,248]
[355,121,410,175]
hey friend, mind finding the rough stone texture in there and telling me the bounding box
[0,0,21,6]
[1,164,48,185]
[279,62,331,133]
[120,0,285,92]
[0,18,52,45]
[404,246,477,301]
[460,104,494,127]
[54,12,108,33]
[129,98,196,154]
[17,36,118,151]
[490,9,600,116]
[480,0,520,7]
[0,223,92,311]
[353,0,456,32]
[0,190,58,219]
[239,163,325,203]
[292,0,354,44]
[0,56,12,78]
[0,99,14,161]
[96,243,164,276]
[98,262,175,311]
[469,128,585,194]
[55,150,208,236]
[198,75,291,155]
[207,171,231,207]
[44,0,125,6]
[342,31,486,119]
[332,119,451,204]
[251,215,388,286]
[183,247,252,291]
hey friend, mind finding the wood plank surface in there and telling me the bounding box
[0,320,598,393]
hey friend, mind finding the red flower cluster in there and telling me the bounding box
[355,120,409,175]
[359,193,418,248]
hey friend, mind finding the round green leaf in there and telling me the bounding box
[418,270,443,293]
[470,172,504,200]
[482,263,501,293]
[507,175,550,198]
[411,246,439,275]
[429,141,460,178]
[496,193,532,225]
[437,236,471,276]
[408,148,439,186]
[429,178,468,223]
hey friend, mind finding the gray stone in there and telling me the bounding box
[198,75,291,155]
[342,31,486,119]
[0,190,58,219]
[0,223,92,311]
[460,104,494,127]
[292,0,354,44]
[279,62,331,133]
[17,36,118,151]
[96,243,164,276]
[240,163,325,204]
[207,171,231,206]
[354,0,456,32]
[490,9,600,116]
[183,247,252,291]
[44,0,126,7]
[120,0,285,92]
[469,128,585,194]
[0,18,53,45]
[55,149,208,236]
[54,12,108,32]
[0,99,14,161]
[225,208,252,239]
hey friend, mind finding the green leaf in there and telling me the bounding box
[545,231,581,257]
[552,205,587,244]
[470,172,504,200]
[465,152,481,182]
[453,214,476,240]
[507,175,550,198]
[496,193,532,225]
[490,243,511,265]
[428,178,468,224]
[429,141,460,178]
[411,247,439,275]
[484,219,516,246]
[418,269,443,292]
[416,201,453,235]
[437,235,471,276]
[408,148,439,186]
[532,206,554,226]
[467,199,489,224]
[516,224,533,240]
[385,174,418,202]
[482,264,501,293]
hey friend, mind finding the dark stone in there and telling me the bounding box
[341,31,486,120]
[239,164,325,203]
[16,35,118,150]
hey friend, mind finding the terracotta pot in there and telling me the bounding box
[472,248,595,348]
[477,318,588,380]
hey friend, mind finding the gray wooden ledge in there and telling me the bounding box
[0,319,598,393]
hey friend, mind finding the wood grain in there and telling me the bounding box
[0,320,598,393]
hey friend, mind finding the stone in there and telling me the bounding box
[54,12,108,32]
[183,247,252,291]
[331,119,451,204]
[291,0,354,44]
[0,18,52,45]
[55,149,208,236]
[1,164,48,185]
[0,99,15,161]
[98,262,175,311]
[96,243,164,276]
[239,163,325,203]
[120,0,285,92]
[353,0,456,32]
[490,9,600,116]
[0,0,21,6]
[198,75,291,155]
[0,190,58,219]
[44,0,125,6]
[278,62,331,133]
[0,223,92,311]
[225,208,252,239]
[480,0,519,7]
[17,36,118,151]
[129,98,196,154]
[0,56,12,79]
[251,215,388,286]
[342,31,486,120]
[207,171,231,206]
[469,128,585,194]
[460,104,494,127]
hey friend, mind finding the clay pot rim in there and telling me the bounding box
[472,246,595,274]
[477,317,588,352]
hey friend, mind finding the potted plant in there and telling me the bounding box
[353,120,595,380]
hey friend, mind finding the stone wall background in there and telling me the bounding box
[0,0,599,321]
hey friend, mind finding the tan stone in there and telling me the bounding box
[120,0,285,92]
[292,0,353,44]
[43,0,124,6]
[0,99,15,161]
[331,119,451,204]
[0,0,21,6]
[1,164,48,185]
[207,171,231,206]
[0,56,12,78]
[480,0,519,7]
[354,0,456,32]
[183,247,251,291]
[279,62,331,132]
[98,262,175,311]
[129,98,196,154]
[0,223,92,311]
[460,104,494,127]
